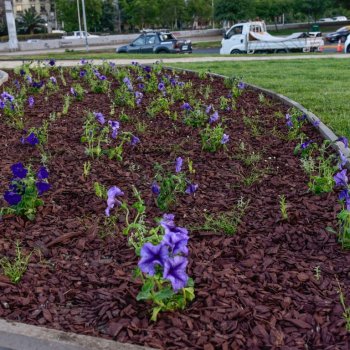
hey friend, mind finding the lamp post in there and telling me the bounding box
[81,0,89,51]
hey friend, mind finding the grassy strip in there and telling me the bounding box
[169,59,350,139]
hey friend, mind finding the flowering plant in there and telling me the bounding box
[1,163,50,220]
[136,214,195,321]
[200,123,229,152]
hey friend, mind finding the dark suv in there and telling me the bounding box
[117,31,192,54]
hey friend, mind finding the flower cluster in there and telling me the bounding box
[334,137,350,209]
[138,214,189,291]
[2,163,50,220]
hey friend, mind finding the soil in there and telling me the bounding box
[0,64,349,349]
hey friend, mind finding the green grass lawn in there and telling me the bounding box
[169,59,350,140]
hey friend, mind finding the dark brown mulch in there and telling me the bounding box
[0,64,349,349]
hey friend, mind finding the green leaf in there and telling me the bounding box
[136,290,151,301]
[150,306,162,322]
[154,287,174,301]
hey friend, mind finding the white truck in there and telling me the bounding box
[220,21,324,54]
[62,31,99,40]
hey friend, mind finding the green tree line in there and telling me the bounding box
[55,0,350,33]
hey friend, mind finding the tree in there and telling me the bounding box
[16,8,46,34]
[186,0,211,27]
[56,0,102,32]
[98,0,117,32]
[214,0,255,22]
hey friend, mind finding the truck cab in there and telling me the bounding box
[220,22,265,54]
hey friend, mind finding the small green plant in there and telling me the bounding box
[62,95,71,115]
[71,83,85,101]
[196,197,250,235]
[94,182,107,199]
[243,116,261,137]
[200,124,228,152]
[135,120,147,134]
[337,280,350,332]
[219,96,229,110]
[83,161,91,178]
[337,209,350,249]
[279,195,288,220]
[146,97,170,118]
[0,241,31,284]
[183,106,207,128]
[114,85,135,108]
[314,266,321,281]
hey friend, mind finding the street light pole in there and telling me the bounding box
[81,0,89,51]
[77,0,82,34]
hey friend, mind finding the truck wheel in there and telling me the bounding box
[230,49,242,54]
[157,49,167,54]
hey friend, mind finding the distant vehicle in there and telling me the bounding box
[332,16,348,22]
[62,31,99,39]
[325,26,350,42]
[317,18,334,22]
[117,31,192,54]
[220,21,324,54]
[344,35,350,53]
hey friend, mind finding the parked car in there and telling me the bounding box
[332,16,348,21]
[344,34,350,53]
[317,18,334,22]
[62,31,99,40]
[325,26,350,42]
[116,31,192,54]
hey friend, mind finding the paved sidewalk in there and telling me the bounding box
[0,53,348,69]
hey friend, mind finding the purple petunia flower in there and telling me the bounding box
[221,134,229,144]
[313,119,320,127]
[285,114,293,128]
[339,188,350,201]
[160,213,175,227]
[297,114,307,122]
[48,58,55,67]
[163,256,188,291]
[209,111,219,124]
[4,191,22,206]
[20,69,25,76]
[11,163,27,179]
[31,81,44,89]
[185,183,198,194]
[0,101,5,109]
[339,151,348,169]
[80,70,87,77]
[49,76,57,84]
[1,92,14,102]
[93,112,105,125]
[237,81,245,89]
[138,242,169,276]
[175,157,183,173]
[105,186,124,217]
[138,83,144,90]
[70,87,77,96]
[28,96,34,107]
[99,75,107,81]
[158,82,165,91]
[37,166,49,180]
[334,169,348,187]
[181,102,191,111]
[143,66,151,73]
[205,104,212,114]
[81,59,88,65]
[36,182,50,195]
[22,132,39,146]
[301,139,313,150]
[108,120,120,139]
[130,135,140,146]
[160,215,188,239]
[26,75,32,83]
[151,181,161,195]
[337,136,349,149]
[163,230,189,256]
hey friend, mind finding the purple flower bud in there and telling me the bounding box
[185,183,198,194]
[36,182,50,195]
[79,70,87,77]
[209,111,219,124]
[130,135,140,146]
[48,58,55,66]
[237,81,245,89]
[301,140,313,150]
[205,104,213,114]
[151,181,160,195]
[313,120,320,127]
[175,157,183,173]
[334,169,348,187]
[49,76,57,84]
[181,102,191,111]
[108,120,120,139]
[158,82,165,91]
[221,134,229,144]
[28,96,34,107]
[23,132,39,146]
[37,166,49,180]
[105,186,124,217]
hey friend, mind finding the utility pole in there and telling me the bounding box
[81,0,89,51]
[5,0,18,51]
[77,0,82,34]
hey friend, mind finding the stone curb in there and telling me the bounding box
[0,319,153,350]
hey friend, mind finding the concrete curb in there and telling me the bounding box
[0,319,153,350]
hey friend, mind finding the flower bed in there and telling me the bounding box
[0,60,349,348]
